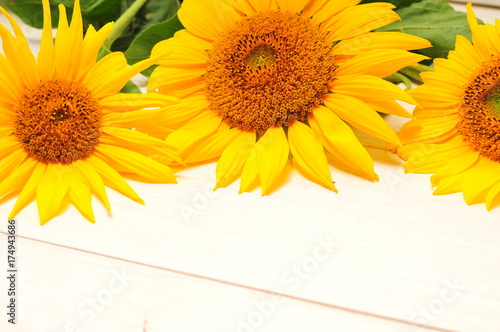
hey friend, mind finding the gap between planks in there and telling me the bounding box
[0,231,459,332]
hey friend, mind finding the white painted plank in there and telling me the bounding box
[0,4,499,332]
[0,235,444,332]
[450,3,499,23]
[451,1,500,8]
[2,157,500,332]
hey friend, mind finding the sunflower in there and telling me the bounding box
[398,3,500,210]
[148,0,430,194]
[0,0,180,224]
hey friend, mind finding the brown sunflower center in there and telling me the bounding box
[205,10,336,133]
[458,56,500,162]
[15,79,101,164]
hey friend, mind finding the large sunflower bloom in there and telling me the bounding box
[398,3,500,210]
[0,0,179,224]
[149,0,431,194]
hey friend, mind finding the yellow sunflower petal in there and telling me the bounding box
[216,131,256,189]
[0,136,20,161]
[288,121,335,191]
[102,126,171,146]
[101,127,182,165]
[313,0,362,26]
[0,8,39,88]
[433,57,470,83]
[466,2,492,61]
[332,32,431,55]
[73,160,110,212]
[419,71,467,94]
[84,52,127,89]
[452,35,483,72]
[405,137,472,174]
[102,108,177,140]
[337,49,427,78]
[485,22,500,54]
[0,54,25,105]
[38,0,55,80]
[8,162,46,220]
[36,164,71,225]
[431,148,479,186]
[409,85,461,110]
[95,144,176,183]
[462,158,500,205]
[366,100,412,118]
[185,127,242,164]
[239,147,259,194]
[398,116,458,145]
[165,111,223,158]
[331,74,417,105]
[68,172,95,223]
[309,106,376,179]
[323,94,401,145]
[77,23,114,81]
[433,172,465,196]
[235,0,277,15]
[55,0,83,80]
[85,155,144,205]
[303,0,329,18]
[151,31,211,64]
[485,180,500,211]
[0,149,28,183]
[255,127,289,195]
[276,0,311,13]
[178,0,240,41]
[100,93,179,112]
[412,107,459,120]
[150,64,205,93]
[86,55,158,98]
[326,3,400,41]
[0,157,37,198]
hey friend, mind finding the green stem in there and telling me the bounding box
[399,67,422,84]
[105,0,148,49]
[385,73,412,90]
[395,72,412,90]
[415,64,434,72]
[398,64,434,85]
[385,73,401,84]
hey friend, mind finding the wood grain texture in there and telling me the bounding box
[0,235,448,332]
[1,3,500,332]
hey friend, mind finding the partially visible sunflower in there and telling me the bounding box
[0,0,180,224]
[399,3,500,210]
[149,0,431,194]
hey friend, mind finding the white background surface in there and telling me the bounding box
[1,2,499,332]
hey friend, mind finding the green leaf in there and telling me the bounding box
[377,0,476,59]
[80,0,123,20]
[109,0,180,52]
[120,79,142,93]
[360,0,424,9]
[5,0,61,29]
[97,43,112,61]
[5,0,125,29]
[140,0,180,30]
[124,14,184,77]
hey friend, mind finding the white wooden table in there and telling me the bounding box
[1,2,499,332]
